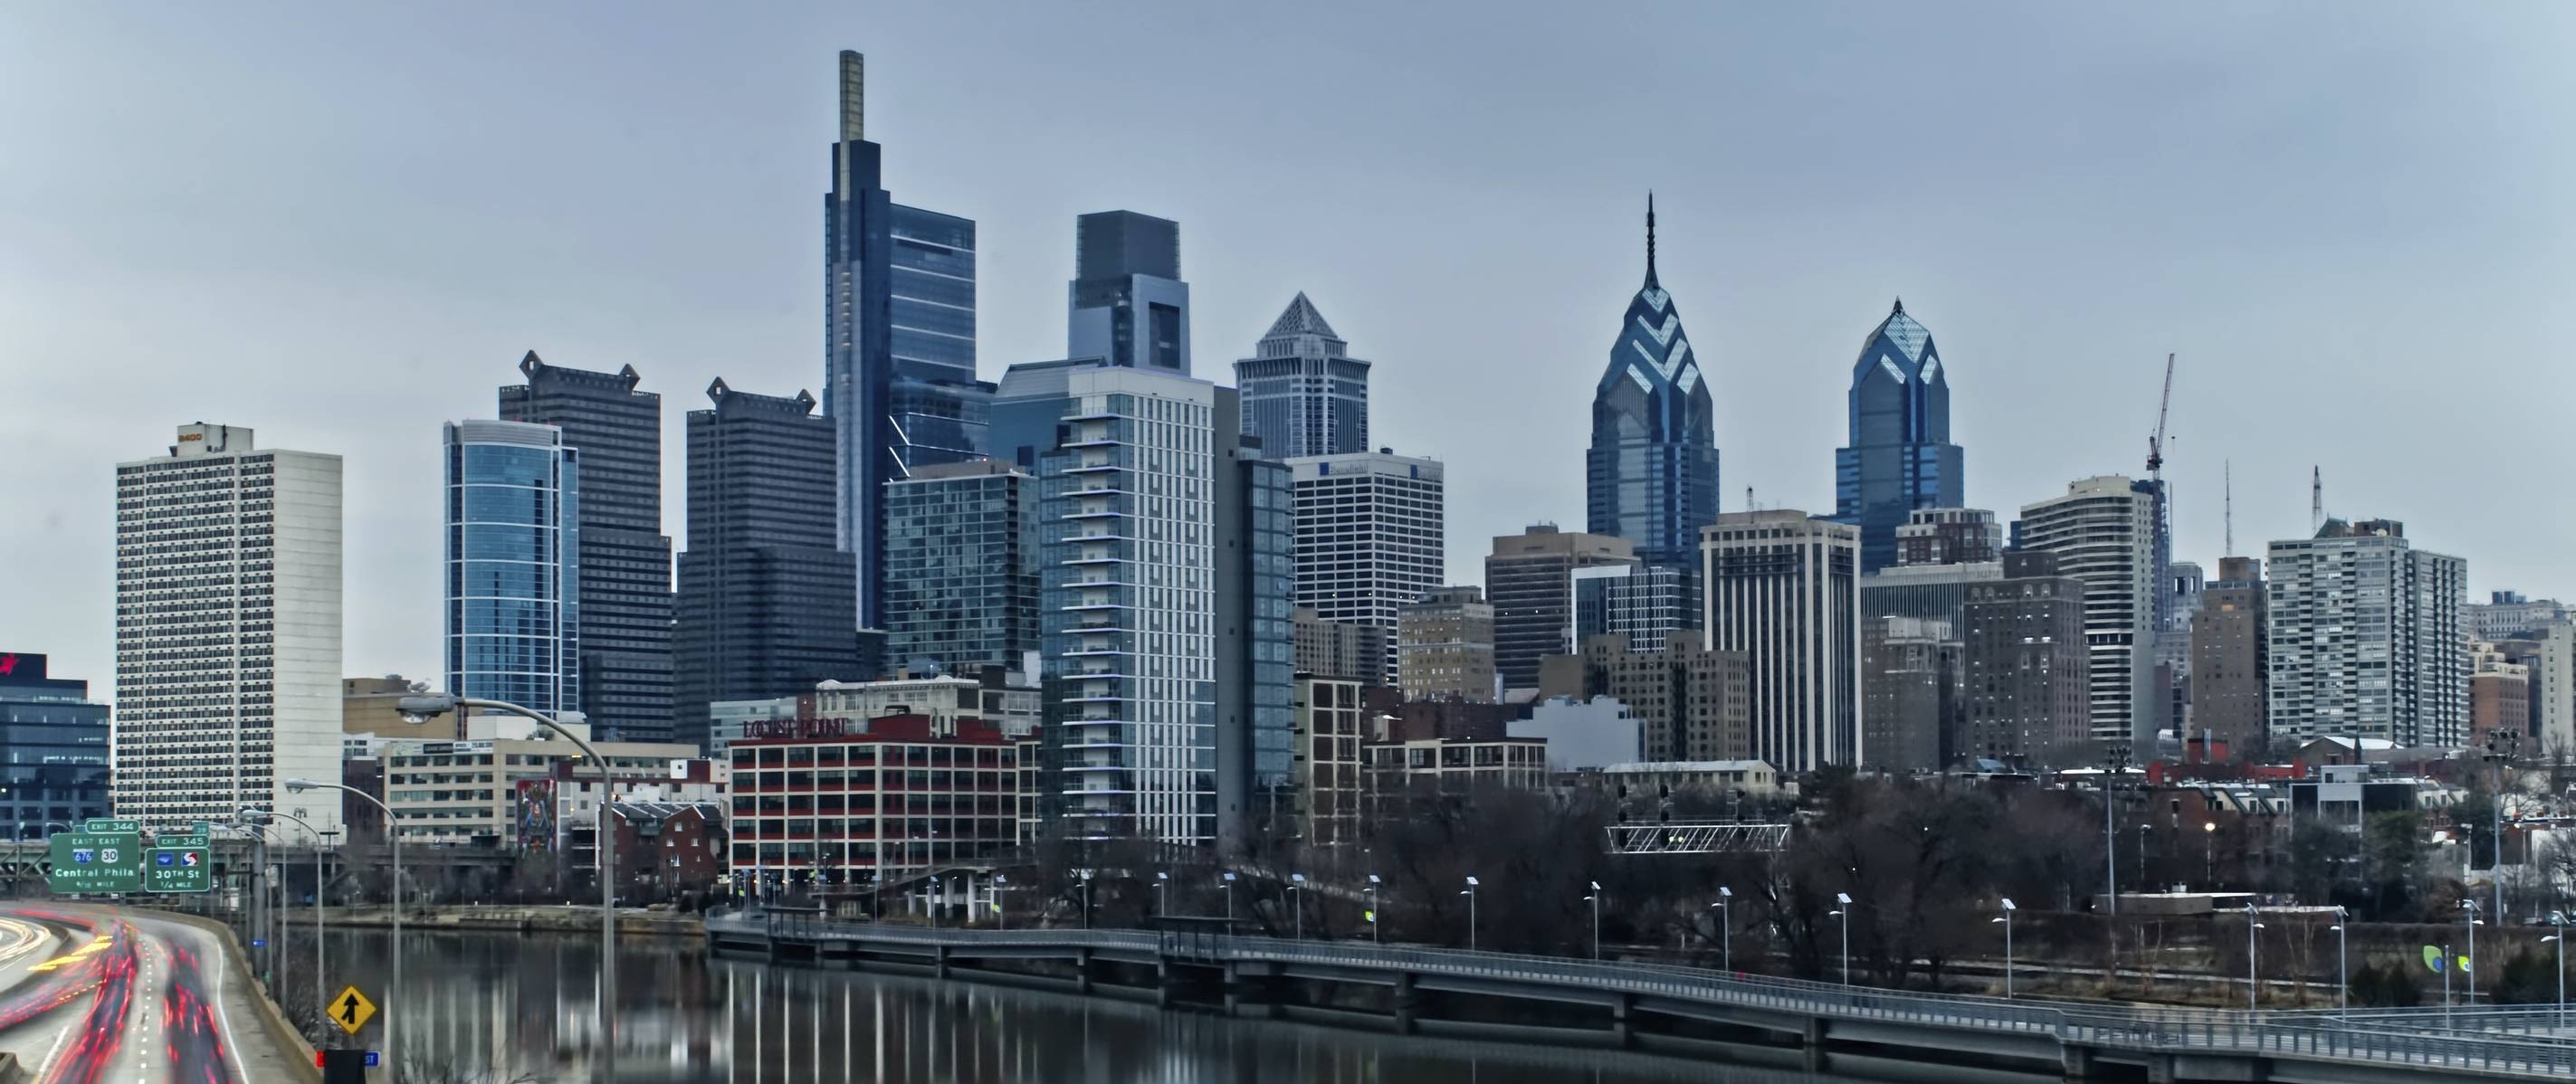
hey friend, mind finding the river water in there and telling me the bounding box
[327,929,1876,1083]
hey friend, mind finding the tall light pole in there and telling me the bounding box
[1076,869,1093,930]
[1222,871,1236,931]
[399,692,621,1083]
[2244,902,2265,1009]
[289,778,402,1079]
[2463,899,2483,1006]
[1288,873,1306,940]
[2203,821,2217,888]
[1832,892,1854,985]
[2329,906,2349,1018]
[1366,874,1381,943]
[993,874,1008,931]
[1715,887,1733,972]
[1994,898,2017,999]
[2545,910,2568,1029]
[2486,730,2519,929]
[1154,871,1169,920]
[2103,746,2129,918]
[1461,876,1479,951]
[1586,881,1602,961]
[246,807,327,1032]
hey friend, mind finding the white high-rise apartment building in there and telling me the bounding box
[1283,452,1445,685]
[2016,476,2160,746]
[2266,518,2467,748]
[114,424,344,832]
[1701,510,1861,772]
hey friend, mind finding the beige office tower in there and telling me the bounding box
[1398,585,1498,703]
[115,423,345,834]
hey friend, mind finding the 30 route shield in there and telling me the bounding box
[46,832,142,894]
[329,985,377,1034]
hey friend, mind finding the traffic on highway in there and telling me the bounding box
[0,908,250,1083]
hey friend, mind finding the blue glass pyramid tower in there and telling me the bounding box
[1587,195,1719,583]
[1833,300,1962,572]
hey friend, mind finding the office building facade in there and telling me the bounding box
[1959,550,2090,764]
[1538,632,1750,763]
[1701,510,1862,773]
[1588,198,1718,589]
[1894,508,2001,567]
[0,652,111,838]
[1860,616,1959,773]
[2467,592,2568,642]
[443,420,581,718]
[1397,586,1496,703]
[1486,525,1636,690]
[2266,519,2467,747]
[114,424,343,832]
[1292,610,1387,685]
[882,460,1039,676]
[1570,563,1692,654]
[2014,476,2161,746]
[825,51,985,631]
[1283,451,1444,684]
[2191,556,2267,752]
[498,352,674,741]
[1068,211,1188,374]
[1292,676,1364,847]
[1835,301,1964,573]
[675,381,859,750]
[1236,293,1369,459]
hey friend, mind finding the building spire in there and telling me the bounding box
[1645,191,1657,281]
[839,51,865,142]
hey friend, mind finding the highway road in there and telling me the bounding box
[0,906,266,1084]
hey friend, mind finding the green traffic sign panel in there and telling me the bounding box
[47,832,142,894]
[154,833,211,850]
[82,818,140,834]
[143,847,212,894]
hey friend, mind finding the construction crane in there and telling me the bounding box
[2144,352,2175,480]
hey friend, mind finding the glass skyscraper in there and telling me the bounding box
[883,460,1040,676]
[1235,293,1369,459]
[1587,197,1718,587]
[0,651,110,838]
[499,352,673,742]
[825,51,985,630]
[1834,300,1964,573]
[1067,211,1189,375]
[444,420,581,717]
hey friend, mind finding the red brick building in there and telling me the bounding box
[565,800,728,904]
[726,713,1022,898]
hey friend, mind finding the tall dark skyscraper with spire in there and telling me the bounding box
[1833,300,1962,573]
[825,50,983,632]
[1587,196,1718,589]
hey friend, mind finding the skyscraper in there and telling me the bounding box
[2015,476,2161,746]
[1068,211,1188,374]
[1588,196,1718,587]
[499,352,673,741]
[882,460,1040,677]
[1284,451,1445,684]
[994,361,1289,848]
[1236,293,1369,458]
[1701,510,1863,773]
[1834,300,1963,573]
[1485,525,1636,690]
[2266,518,2467,747]
[443,420,581,718]
[1960,549,2091,764]
[825,51,984,631]
[674,381,860,750]
[1861,617,1959,773]
[114,424,343,832]
[0,652,111,838]
[2191,556,2268,752]
[1398,586,1496,704]
[1569,564,1692,653]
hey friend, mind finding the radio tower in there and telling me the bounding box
[2310,466,2323,535]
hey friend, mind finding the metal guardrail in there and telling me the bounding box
[711,914,2576,1077]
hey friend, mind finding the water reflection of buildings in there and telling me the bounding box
[365,930,1852,1082]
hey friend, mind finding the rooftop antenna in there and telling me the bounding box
[2223,460,2233,556]
[1745,485,1754,512]
[2311,466,2323,535]
[1646,191,1658,281]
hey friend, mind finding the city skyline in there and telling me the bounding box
[8,5,2575,691]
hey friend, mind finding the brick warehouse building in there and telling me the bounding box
[725,712,1025,899]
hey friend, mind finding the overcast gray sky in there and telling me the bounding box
[5,3,2572,692]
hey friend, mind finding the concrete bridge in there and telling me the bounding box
[708,911,2576,1083]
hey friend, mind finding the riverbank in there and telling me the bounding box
[322,904,704,937]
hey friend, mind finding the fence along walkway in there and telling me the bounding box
[714,913,2576,1079]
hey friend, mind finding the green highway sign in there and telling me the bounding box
[154,833,211,850]
[47,832,143,894]
[143,846,213,894]
[82,818,140,834]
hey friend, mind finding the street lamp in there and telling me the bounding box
[2203,821,2217,888]
[1366,874,1381,944]
[1585,881,1602,961]
[2103,745,2130,919]
[244,807,328,1031]
[288,778,403,1079]
[1831,892,1854,985]
[2462,899,2483,1006]
[399,691,622,1083]
[1154,871,1169,920]
[2486,730,2520,931]
[2244,902,2265,1009]
[1993,899,2017,999]
[1076,869,1093,930]
[1461,876,1479,951]
[993,874,1008,931]
[2329,906,2349,1018]
[1222,871,1237,931]
[1288,873,1306,940]
[1715,887,1733,972]
[2545,911,2568,1028]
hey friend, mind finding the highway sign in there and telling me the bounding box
[143,846,213,893]
[46,832,142,894]
[82,818,140,834]
[329,985,377,1035]
[154,832,211,850]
